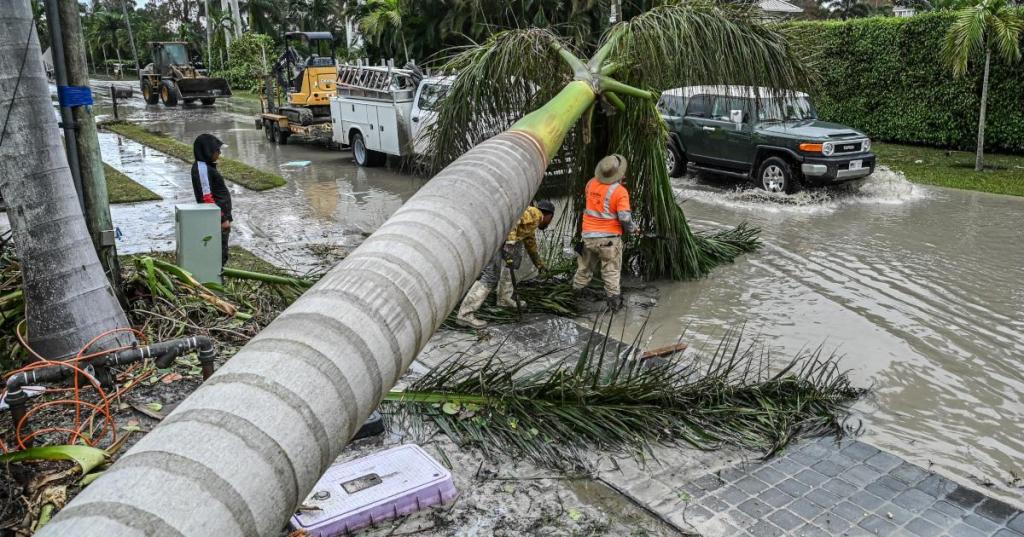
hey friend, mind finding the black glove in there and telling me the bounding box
[501,243,516,265]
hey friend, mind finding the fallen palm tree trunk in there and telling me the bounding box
[38,97,580,536]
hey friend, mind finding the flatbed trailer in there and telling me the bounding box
[255,113,334,146]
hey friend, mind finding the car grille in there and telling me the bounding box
[834,140,867,154]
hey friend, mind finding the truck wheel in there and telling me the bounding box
[201,98,216,106]
[666,142,686,178]
[275,126,289,145]
[159,80,178,106]
[757,157,798,194]
[352,132,382,167]
[141,82,159,105]
[265,121,276,143]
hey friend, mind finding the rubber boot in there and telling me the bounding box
[496,278,527,309]
[457,281,492,329]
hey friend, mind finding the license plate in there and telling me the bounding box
[849,160,863,171]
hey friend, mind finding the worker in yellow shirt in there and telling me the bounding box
[457,201,556,329]
[573,154,635,311]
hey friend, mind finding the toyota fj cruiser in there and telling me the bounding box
[659,86,875,193]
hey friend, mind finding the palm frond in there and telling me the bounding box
[989,6,1023,63]
[425,28,578,173]
[944,3,990,76]
[606,1,815,93]
[384,324,865,471]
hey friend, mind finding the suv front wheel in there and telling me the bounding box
[757,157,799,194]
[666,142,686,178]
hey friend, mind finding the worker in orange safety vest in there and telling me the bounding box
[572,154,636,310]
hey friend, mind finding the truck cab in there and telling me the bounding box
[410,77,452,156]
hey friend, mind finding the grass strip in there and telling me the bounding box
[103,163,161,204]
[875,142,1024,197]
[100,121,286,191]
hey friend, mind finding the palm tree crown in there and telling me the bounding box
[943,0,1022,77]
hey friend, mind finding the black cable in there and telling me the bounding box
[0,18,35,151]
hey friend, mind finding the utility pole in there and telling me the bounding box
[119,0,140,72]
[42,0,84,211]
[55,0,123,286]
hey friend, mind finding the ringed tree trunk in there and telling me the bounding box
[0,0,133,360]
[37,81,597,537]
[975,47,991,172]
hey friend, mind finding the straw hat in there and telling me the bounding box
[595,154,627,184]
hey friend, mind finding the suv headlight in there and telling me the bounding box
[863,139,871,152]
[822,142,835,156]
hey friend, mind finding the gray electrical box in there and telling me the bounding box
[175,204,222,284]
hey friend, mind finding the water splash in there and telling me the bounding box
[674,166,926,213]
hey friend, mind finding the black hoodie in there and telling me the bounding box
[190,134,232,222]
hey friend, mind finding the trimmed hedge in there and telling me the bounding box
[784,13,1024,153]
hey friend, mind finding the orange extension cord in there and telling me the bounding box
[0,325,148,453]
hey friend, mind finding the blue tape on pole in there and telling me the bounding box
[57,85,94,107]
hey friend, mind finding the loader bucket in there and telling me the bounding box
[175,77,233,99]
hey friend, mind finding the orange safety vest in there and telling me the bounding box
[581,178,630,236]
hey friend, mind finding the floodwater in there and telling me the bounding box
[635,172,1024,506]
[87,82,1024,506]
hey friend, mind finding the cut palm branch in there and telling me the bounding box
[427,2,813,280]
[123,255,313,346]
[384,326,863,471]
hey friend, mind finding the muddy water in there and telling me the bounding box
[625,172,1024,505]
[88,84,1024,505]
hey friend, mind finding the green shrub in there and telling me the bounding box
[783,12,1024,153]
[215,33,276,93]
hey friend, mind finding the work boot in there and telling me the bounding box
[605,294,624,311]
[496,279,527,310]
[456,281,492,329]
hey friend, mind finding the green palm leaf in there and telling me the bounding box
[384,325,864,470]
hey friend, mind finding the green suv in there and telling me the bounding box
[658,86,875,193]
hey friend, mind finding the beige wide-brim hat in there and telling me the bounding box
[595,154,627,184]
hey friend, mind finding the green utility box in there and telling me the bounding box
[175,204,222,284]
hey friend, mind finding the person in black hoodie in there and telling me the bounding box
[190,134,232,264]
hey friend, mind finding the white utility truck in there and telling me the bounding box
[329,64,450,166]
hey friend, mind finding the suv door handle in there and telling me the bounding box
[702,126,716,132]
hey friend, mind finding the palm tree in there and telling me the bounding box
[431,3,810,280]
[92,10,125,70]
[943,0,1022,171]
[1,0,133,360]
[358,0,408,62]
[208,9,236,68]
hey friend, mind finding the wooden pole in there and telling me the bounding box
[58,0,123,288]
